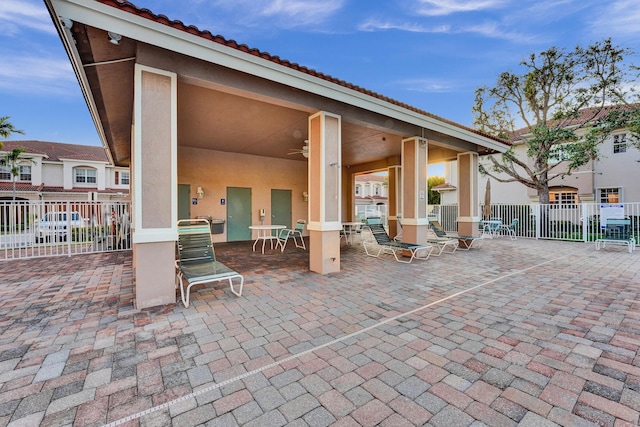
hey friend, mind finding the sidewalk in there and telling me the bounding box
[0,238,639,426]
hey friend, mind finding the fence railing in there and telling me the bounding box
[433,202,640,243]
[2,200,637,260]
[0,200,131,260]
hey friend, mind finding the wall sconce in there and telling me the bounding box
[197,186,204,199]
[302,191,309,202]
[108,31,122,45]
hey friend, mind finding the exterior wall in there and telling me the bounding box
[594,132,640,202]
[42,163,64,188]
[1,155,129,201]
[439,135,640,205]
[178,146,308,242]
[63,160,108,191]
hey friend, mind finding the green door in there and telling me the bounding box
[271,189,292,230]
[227,187,252,241]
[178,184,191,220]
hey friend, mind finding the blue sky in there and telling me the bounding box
[1,0,639,175]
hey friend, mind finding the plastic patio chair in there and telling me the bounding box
[498,218,518,240]
[176,219,243,307]
[277,220,306,252]
[429,220,483,250]
[363,218,433,263]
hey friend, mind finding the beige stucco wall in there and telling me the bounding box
[178,147,308,242]
[594,133,640,202]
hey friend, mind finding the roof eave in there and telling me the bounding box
[47,0,509,153]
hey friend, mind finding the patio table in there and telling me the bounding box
[249,225,286,254]
[341,222,363,245]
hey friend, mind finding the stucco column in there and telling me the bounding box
[307,111,341,274]
[457,152,480,237]
[131,64,178,309]
[387,164,401,239]
[401,137,429,245]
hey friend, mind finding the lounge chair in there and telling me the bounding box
[363,218,433,263]
[277,220,306,252]
[497,218,518,240]
[176,219,244,307]
[429,220,483,251]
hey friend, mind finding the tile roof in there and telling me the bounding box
[95,0,506,145]
[432,183,456,191]
[1,140,109,163]
[0,182,44,192]
[509,104,638,143]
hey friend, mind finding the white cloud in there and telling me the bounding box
[399,78,457,93]
[460,21,536,43]
[414,0,508,16]
[0,55,76,95]
[590,0,640,38]
[359,18,450,33]
[0,0,56,35]
[211,0,344,28]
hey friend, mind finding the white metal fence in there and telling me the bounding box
[435,202,640,243]
[0,200,131,260]
[2,200,637,260]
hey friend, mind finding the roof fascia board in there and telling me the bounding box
[46,0,115,165]
[51,0,507,153]
[58,158,109,164]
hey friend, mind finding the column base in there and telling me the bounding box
[309,230,340,274]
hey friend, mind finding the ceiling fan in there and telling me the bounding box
[287,140,309,158]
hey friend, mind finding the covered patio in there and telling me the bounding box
[1,238,639,425]
[45,0,508,309]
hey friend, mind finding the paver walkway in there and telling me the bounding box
[0,238,639,426]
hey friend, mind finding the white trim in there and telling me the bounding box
[401,218,431,226]
[133,64,178,240]
[47,0,508,153]
[307,221,342,232]
[132,229,178,244]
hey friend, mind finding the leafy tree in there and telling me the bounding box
[0,148,33,201]
[472,39,639,204]
[0,116,24,149]
[428,176,444,205]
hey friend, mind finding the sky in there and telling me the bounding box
[1,0,639,176]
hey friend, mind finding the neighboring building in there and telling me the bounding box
[0,140,130,201]
[355,173,388,208]
[437,109,640,206]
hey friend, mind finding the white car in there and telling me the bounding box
[37,211,87,243]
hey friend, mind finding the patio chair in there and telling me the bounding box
[277,220,306,252]
[394,216,403,242]
[498,218,518,240]
[363,218,433,263]
[176,219,243,307]
[429,220,483,251]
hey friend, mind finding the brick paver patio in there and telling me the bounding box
[0,237,639,426]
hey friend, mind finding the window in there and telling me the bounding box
[0,166,10,181]
[599,188,621,204]
[613,134,627,154]
[19,166,31,182]
[75,168,97,184]
[0,165,30,181]
[355,186,360,196]
[374,186,380,196]
[549,188,577,208]
[548,143,572,164]
[115,170,130,185]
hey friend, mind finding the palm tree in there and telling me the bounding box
[0,116,24,149]
[0,148,33,201]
